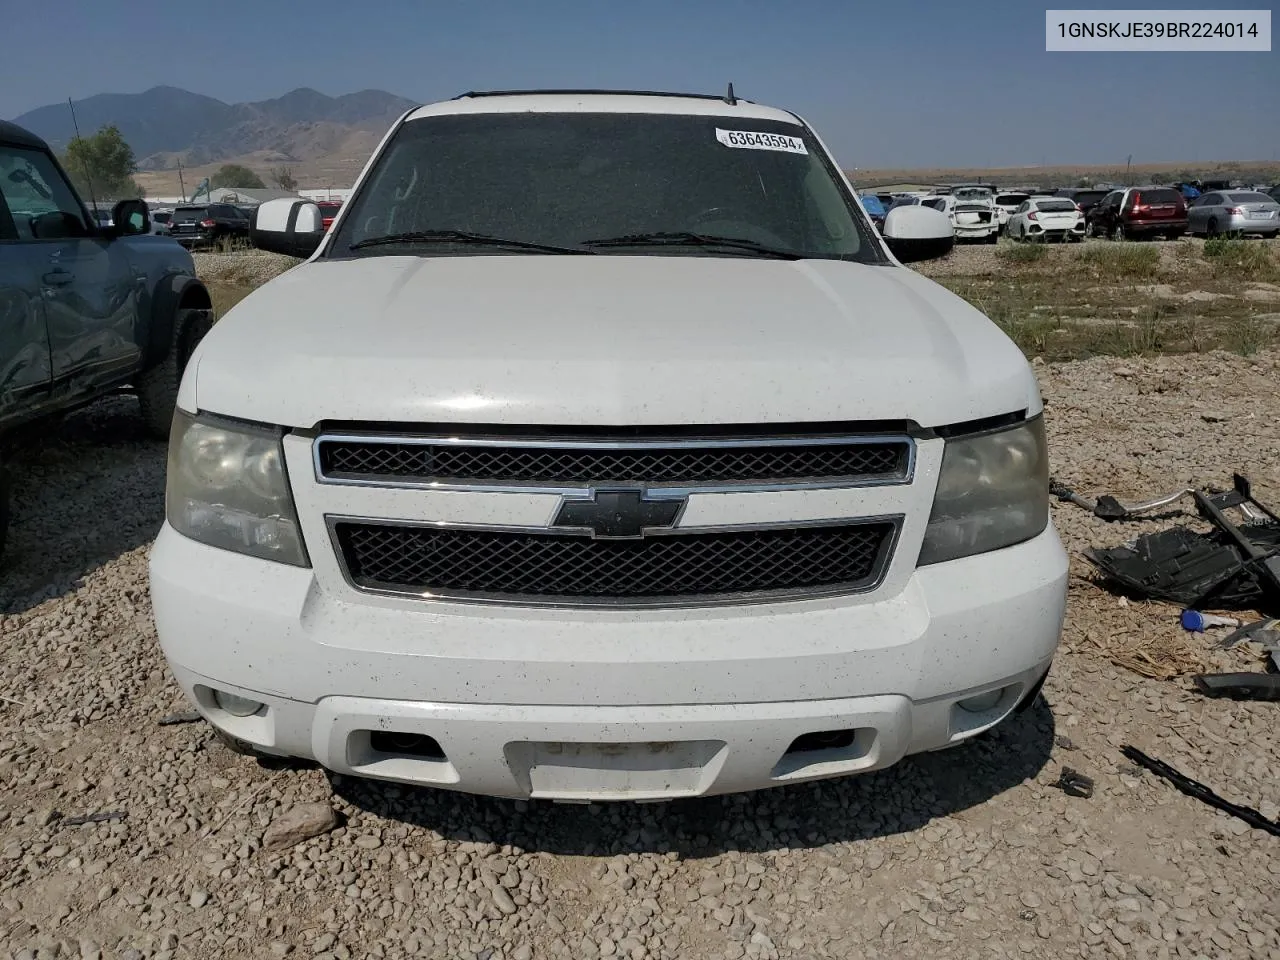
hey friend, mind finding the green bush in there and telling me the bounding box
[1077,243,1160,278]
[997,242,1048,264]
[1202,237,1276,277]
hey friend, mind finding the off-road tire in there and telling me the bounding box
[137,307,213,439]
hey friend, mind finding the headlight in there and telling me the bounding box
[165,410,308,566]
[917,416,1049,566]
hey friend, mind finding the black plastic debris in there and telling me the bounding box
[1053,767,1094,798]
[1192,672,1280,701]
[1076,475,1280,614]
[1121,745,1280,837]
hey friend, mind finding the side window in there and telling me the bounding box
[1203,194,1222,205]
[1016,201,1029,213]
[0,144,89,240]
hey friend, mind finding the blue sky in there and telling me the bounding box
[2,0,1276,168]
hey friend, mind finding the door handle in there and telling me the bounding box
[42,269,74,286]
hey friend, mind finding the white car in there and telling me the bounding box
[993,192,1030,232]
[1007,196,1086,243]
[149,89,1067,801]
[921,194,999,243]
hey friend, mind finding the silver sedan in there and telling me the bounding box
[1187,191,1280,237]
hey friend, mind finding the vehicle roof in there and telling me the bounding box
[0,120,49,150]
[404,90,801,124]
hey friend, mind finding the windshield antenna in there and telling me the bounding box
[724,83,737,105]
[66,97,101,221]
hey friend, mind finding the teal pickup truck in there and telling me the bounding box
[0,120,213,559]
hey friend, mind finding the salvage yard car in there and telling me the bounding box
[1086,186,1187,241]
[1006,195,1086,242]
[1186,190,1280,238]
[922,193,998,243]
[0,120,212,559]
[148,89,1068,801]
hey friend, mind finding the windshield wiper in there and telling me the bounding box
[580,231,802,259]
[349,230,592,255]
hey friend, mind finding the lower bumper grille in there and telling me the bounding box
[333,519,898,606]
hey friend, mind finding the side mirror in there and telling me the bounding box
[882,206,954,263]
[250,198,324,258]
[112,199,149,236]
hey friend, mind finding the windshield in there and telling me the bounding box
[1228,192,1273,203]
[1071,190,1108,205]
[330,112,881,262]
[997,193,1029,206]
[952,187,992,202]
[1035,199,1078,212]
[172,206,209,222]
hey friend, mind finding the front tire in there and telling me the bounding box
[137,307,214,439]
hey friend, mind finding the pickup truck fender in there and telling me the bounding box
[144,274,212,371]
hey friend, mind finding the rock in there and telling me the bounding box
[189,889,209,908]
[263,804,339,851]
[699,876,725,897]
[491,887,517,915]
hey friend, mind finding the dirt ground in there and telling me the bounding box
[2,274,1279,958]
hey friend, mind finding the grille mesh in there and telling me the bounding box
[318,438,909,485]
[335,521,895,604]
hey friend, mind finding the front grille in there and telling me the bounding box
[317,436,910,487]
[333,520,897,606]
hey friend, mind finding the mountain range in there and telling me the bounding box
[12,86,417,171]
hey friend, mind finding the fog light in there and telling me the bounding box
[957,690,1003,713]
[213,690,264,717]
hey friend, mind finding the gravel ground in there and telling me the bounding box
[3,354,1280,960]
[191,251,299,287]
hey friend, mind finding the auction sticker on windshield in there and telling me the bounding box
[715,129,808,154]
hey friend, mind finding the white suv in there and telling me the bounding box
[149,90,1067,801]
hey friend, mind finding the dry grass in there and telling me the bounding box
[936,238,1280,360]
[208,282,257,318]
[1202,237,1279,279]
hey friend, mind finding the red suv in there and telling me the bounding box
[1086,187,1187,241]
[316,200,343,230]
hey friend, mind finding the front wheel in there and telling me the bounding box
[137,307,214,439]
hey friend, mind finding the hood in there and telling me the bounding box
[189,255,1039,429]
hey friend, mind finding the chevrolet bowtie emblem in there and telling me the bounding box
[552,489,684,539]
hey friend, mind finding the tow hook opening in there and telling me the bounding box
[367,730,447,762]
[785,729,857,754]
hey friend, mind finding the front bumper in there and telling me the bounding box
[150,523,1068,800]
